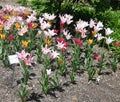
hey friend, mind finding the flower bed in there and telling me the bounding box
[0,5,119,102]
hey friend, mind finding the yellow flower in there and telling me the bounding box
[47,20,52,25]
[45,39,51,46]
[15,23,21,29]
[24,11,31,16]
[0,34,6,40]
[0,24,3,31]
[13,13,19,17]
[92,31,97,36]
[22,40,29,48]
[3,15,10,20]
[58,58,63,64]
[87,39,93,45]
[32,23,38,29]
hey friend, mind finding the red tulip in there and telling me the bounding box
[8,35,14,41]
[97,57,102,62]
[64,42,68,47]
[56,37,65,43]
[74,38,80,44]
[78,41,83,47]
[54,29,58,33]
[114,41,119,47]
[27,23,32,28]
[93,52,99,59]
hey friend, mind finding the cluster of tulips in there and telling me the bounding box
[0,5,119,102]
[0,5,37,66]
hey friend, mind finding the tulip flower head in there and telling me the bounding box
[106,37,113,45]
[89,19,95,28]
[92,31,97,36]
[87,39,93,45]
[15,23,21,29]
[0,34,6,40]
[105,28,113,36]
[17,50,28,61]
[58,58,63,64]
[93,52,99,59]
[45,39,51,46]
[97,57,102,62]
[42,45,51,55]
[24,54,33,66]
[114,41,119,47]
[50,50,60,59]
[8,34,14,41]
[46,69,52,76]
[22,40,29,48]
[17,50,33,66]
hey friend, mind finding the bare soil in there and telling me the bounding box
[0,59,120,102]
[0,1,120,102]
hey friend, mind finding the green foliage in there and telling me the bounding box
[18,82,30,102]
[69,71,76,83]
[17,0,27,6]
[110,57,118,72]
[97,10,120,60]
[60,0,96,20]
[49,71,61,89]
[96,10,120,28]
[90,0,111,11]
[72,5,95,21]
[39,69,50,94]
[19,0,120,21]
[28,0,47,16]
[110,0,120,10]
[87,67,96,81]
[27,0,60,16]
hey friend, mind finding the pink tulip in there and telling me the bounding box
[24,54,33,66]
[17,50,28,61]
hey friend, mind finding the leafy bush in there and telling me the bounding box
[17,0,27,6]
[27,0,61,17]
[97,10,120,60]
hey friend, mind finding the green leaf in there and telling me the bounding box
[0,47,2,54]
